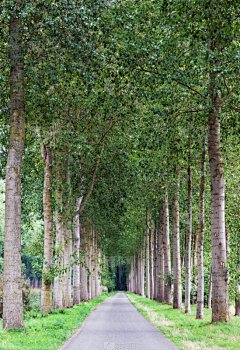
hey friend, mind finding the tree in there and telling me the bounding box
[3,0,25,330]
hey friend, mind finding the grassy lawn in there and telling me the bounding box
[0,292,116,350]
[126,293,240,350]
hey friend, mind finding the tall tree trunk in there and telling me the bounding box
[90,235,95,299]
[62,155,72,308]
[137,252,141,294]
[129,259,133,292]
[149,224,154,300]
[235,238,240,317]
[63,224,72,308]
[140,246,145,296]
[135,257,138,293]
[156,227,160,301]
[193,229,198,278]
[154,223,158,300]
[132,257,135,293]
[196,138,206,319]
[235,265,240,316]
[208,267,212,309]
[185,161,192,314]
[163,193,171,303]
[53,161,64,309]
[146,212,150,298]
[235,287,240,317]
[192,229,198,305]
[3,0,25,330]
[87,235,92,300]
[132,256,136,293]
[41,144,54,314]
[80,226,88,301]
[172,165,182,309]
[208,62,230,322]
[181,232,186,268]
[73,199,81,305]
[158,204,165,303]
[95,248,100,298]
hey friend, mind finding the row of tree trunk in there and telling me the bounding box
[128,135,236,322]
[40,146,105,313]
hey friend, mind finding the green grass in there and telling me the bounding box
[0,292,116,350]
[126,293,240,350]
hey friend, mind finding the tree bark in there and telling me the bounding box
[80,226,88,301]
[87,233,92,299]
[208,267,212,309]
[158,204,165,303]
[90,236,95,299]
[154,223,158,300]
[140,246,145,296]
[3,0,25,330]
[132,256,136,293]
[172,165,182,309]
[129,259,133,292]
[185,161,192,314]
[62,155,72,308]
[208,63,230,322]
[196,138,206,319]
[63,224,72,308]
[41,144,54,314]
[149,224,154,300]
[95,248,100,298]
[73,199,82,305]
[53,161,64,309]
[235,238,240,316]
[146,212,150,298]
[137,252,141,294]
[134,257,138,294]
[163,193,171,303]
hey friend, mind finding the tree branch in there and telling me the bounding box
[73,121,114,216]
[173,79,206,99]
[73,147,104,216]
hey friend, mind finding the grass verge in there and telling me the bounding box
[126,293,240,350]
[0,292,116,350]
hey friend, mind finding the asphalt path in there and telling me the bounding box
[59,292,180,350]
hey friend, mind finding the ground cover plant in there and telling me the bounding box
[127,293,240,350]
[0,292,116,350]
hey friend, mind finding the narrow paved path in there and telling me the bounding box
[60,292,179,350]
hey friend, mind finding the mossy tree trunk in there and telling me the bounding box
[208,60,230,322]
[80,226,88,301]
[3,0,25,329]
[41,143,54,314]
[62,154,72,308]
[146,212,150,298]
[53,160,64,309]
[73,198,82,305]
[149,223,154,300]
[158,204,165,303]
[172,165,182,309]
[140,245,145,296]
[185,161,192,314]
[163,193,171,303]
[154,223,158,300]
[196,137,206,319]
